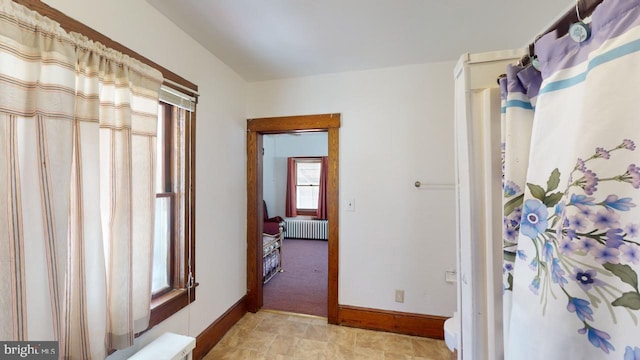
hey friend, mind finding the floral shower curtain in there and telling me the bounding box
[0,0,162,357]
[500,64,539,354]
[504,0,640,358]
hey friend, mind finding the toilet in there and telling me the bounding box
[444,311,459,353]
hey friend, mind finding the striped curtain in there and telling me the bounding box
[74,34,162,350]
[0,0,162,358]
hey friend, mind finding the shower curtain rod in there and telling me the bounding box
[519,0,604,66]
[540,0,603,40]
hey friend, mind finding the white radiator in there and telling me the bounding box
[284,218,328,240]
[128,332,196,360]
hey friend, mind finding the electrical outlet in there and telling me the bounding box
[395,289,404,303]
[445,271,457,283]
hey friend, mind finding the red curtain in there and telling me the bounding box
[285,157,297,217]
[316,156,329,220]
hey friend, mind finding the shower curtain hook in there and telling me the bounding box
[528,43,540,71]
[569,0,591,43]
[575,0,583,22]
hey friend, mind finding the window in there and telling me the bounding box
[148,87,197,330]
[12,0,200,344]
[295,158,322,215]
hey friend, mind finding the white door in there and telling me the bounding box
[453,50,523,360]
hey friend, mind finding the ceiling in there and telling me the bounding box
[146,0,573,82]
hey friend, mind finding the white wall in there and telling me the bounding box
[39,0,248,358]
[248,62,458,316]
[34,0,457,353]
[263,133,328,217]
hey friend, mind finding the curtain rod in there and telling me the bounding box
[539,0,603,40]
[519,0,604,66]
[13,0,199,94]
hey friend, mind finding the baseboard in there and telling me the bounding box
[338,305,446,339]
[192,295,247,360]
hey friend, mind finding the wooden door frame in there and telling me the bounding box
[246,114,340,324]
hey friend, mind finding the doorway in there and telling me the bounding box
[262,133,327,316]
[246,114,340,324]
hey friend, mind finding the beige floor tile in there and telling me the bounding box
[267,334,300,356]
[352,346,385,360]
[216,327,247,348]
[385,355,448,360]
[286,315,312,323]
[235,329,276,352]
[327,325,357,348]
[382,333,415,356]
[411,337,452,359]
[276,319,310,336]
[201,343,228,360]
[264,354,296,360]
[302,323,331,342]
[235,312,264,330]
[202,310,453,360]
[286,314,326,324]
[326,343,356,360]
[307,317,329,325]
[383,353,413,360]
[290,338,328,359]
[255,319,282,333]
[203,346,265,360]
[355,329,387,351]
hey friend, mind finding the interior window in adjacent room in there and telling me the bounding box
[295,158,321,215]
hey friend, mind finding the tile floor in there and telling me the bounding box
[203,310,454,360]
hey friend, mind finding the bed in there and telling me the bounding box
[263,232,283,284]
[263,201,285,283]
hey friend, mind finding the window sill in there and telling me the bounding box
[147,283,198,331]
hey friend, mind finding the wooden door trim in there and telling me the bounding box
[247,114,340,133]
[246,113,340,324]
[246,129,263,312]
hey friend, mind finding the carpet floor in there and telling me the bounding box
[263,238,328,317]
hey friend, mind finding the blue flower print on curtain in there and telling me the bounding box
[500,64,540,351]
[517,140,640,355]
[625,346,640,360]
[501,68,538,289]
[521,199,549,238]
[504,2,640,358]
